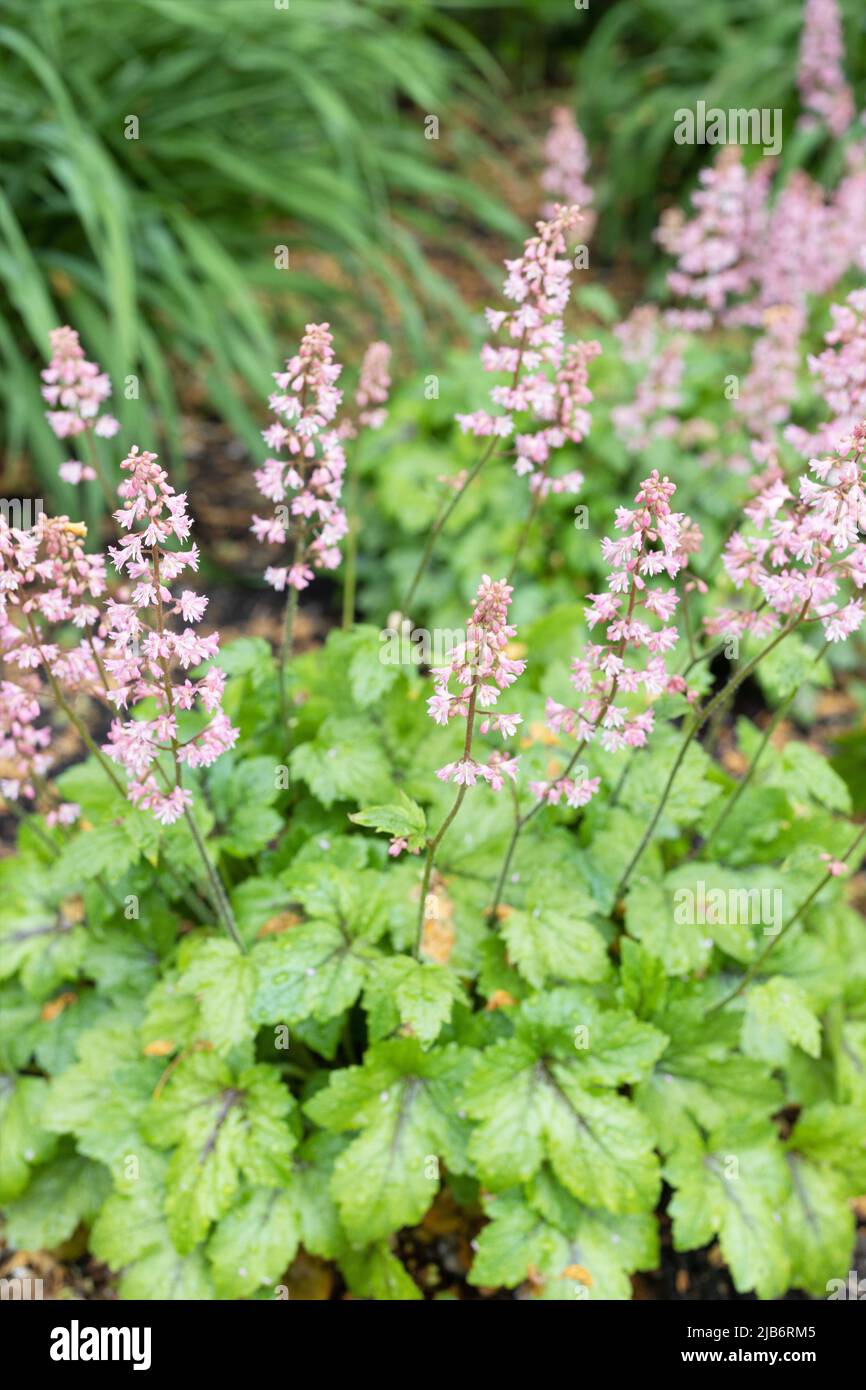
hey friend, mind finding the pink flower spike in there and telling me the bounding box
[537,470,701,807]
[426,576,525,796]
[42,326,120,462]
[252,324,385,602]
[97,447,237,822]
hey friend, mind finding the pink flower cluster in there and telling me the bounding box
[0,676,49,802]
[658,149,866,330]
[0,514,108,822]
[613,306,685,452]
[797,0,855,137]
[351,341,392,433]
[41,326,119,484]
[540,107,595,236]
[0,672,79,825]
[736,305,805,439]
[759,173,834,310]
[456,207,598,495]
[251,323,350,593]
[657,143,866,443]
[533,471,702,808]
[516,339,601,496]
[427,575,525,792]
[102,447,238,823]
[0,513,107,693]
[655,149,771,318]
[711,427,866,645]
[787,290,866,457]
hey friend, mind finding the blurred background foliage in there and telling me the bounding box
[1,0,865,514]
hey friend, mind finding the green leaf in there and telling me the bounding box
[0,982,42,1069]
[462,998,662,1214]
[787,1102,866,1192]
[571,807,660,911]
[666,1125,791,1299]
[0,1074,56,1202]
[142,976,200,1053]
[470,1179,658,1299]
[626,865,774,976]
[47,1018,158,1170]
[216,637,273,680]
[754,631,830,702]
[4,1153,110,1250]
[777,743,852,814]
[362,957,465,1046]
[55,822,146,884]
[619,938,668,1019]
[291,1133,347,1261]
[54,759,128,822]
[468,1189,567,1289]
[836,1020,866,1103]
[305,1039,470,1243]
[144,1054,297,1253]
[501,905,608,988]
[175,936,257,1051]
[207,1188,300,1299]
[706,786,795,865]
[253,922,379,1026]
[340,1242,422,1300]
[347,625,400,707]
[209,755,280,819]
[281,860,389,934]
[90,1155,214,1300]
[621,735,720,833]
[229,876,296,943]
[290,716,392,807]
[636,1047,783,1157]
[83,933,159,993]
[219,805,283,858]
[781,1153,855,1297]
[207,754,283,855]
[0,879,86,997]
[528,1169,659,1299]
[742,976,822,1063]
[349,790,426,852]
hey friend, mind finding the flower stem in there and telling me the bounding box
[697,691,794,858]
[5,798,60,856]
[342,446,360,630]
[403,331,528,616]
[486,574,639,923]
[708,820,866,1014]
[182,805,245,952]
[402,439,498,616]
[415,686,478,956]
[24,613,126,796]
[278,538,303,728]
[697,639,830,860]
[614,615,802,900]
[81,429,116,511]
[487,738,592,924]
[507,490,543,584]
